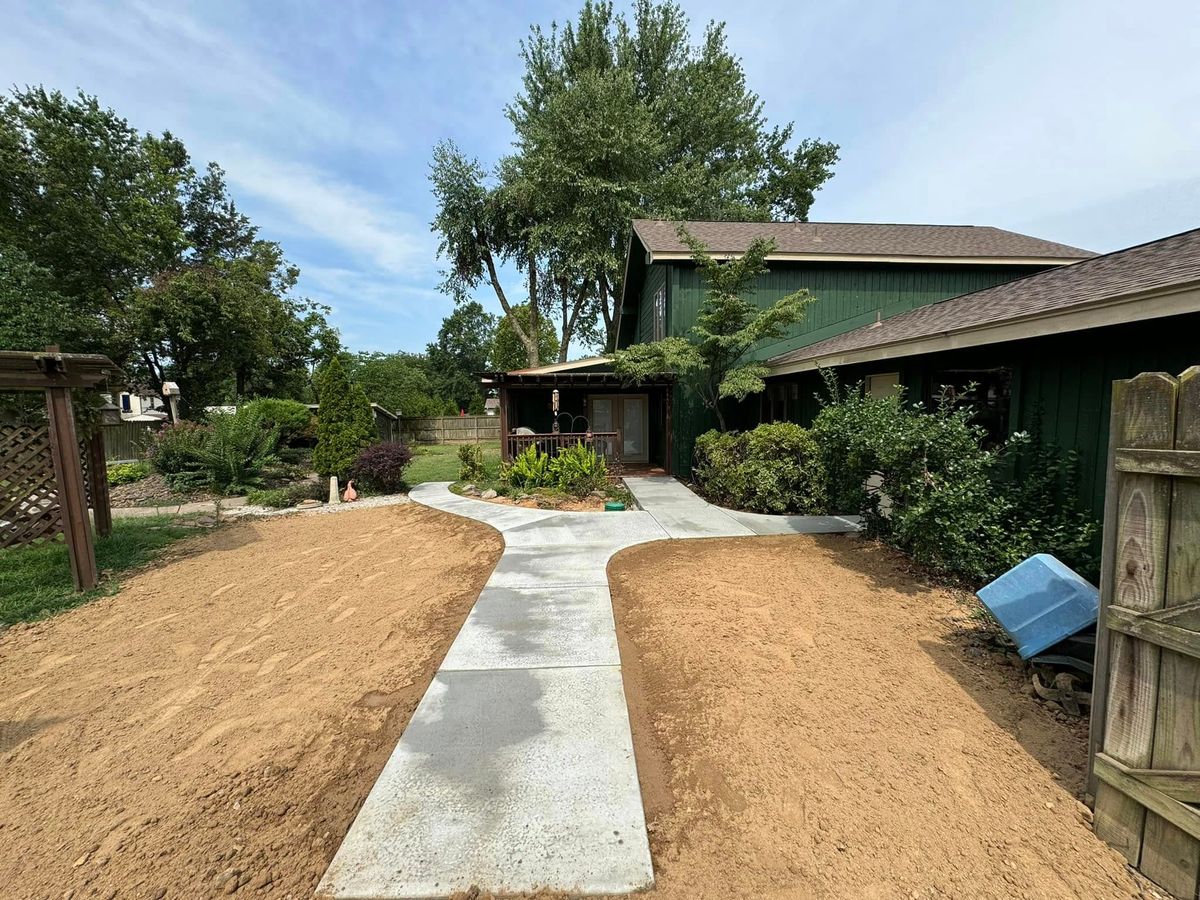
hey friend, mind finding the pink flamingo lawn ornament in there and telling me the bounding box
[342,478,358,502]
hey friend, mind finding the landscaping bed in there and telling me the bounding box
[0,504,502,898]
[452,481,634,512]
[606,535,1151,900]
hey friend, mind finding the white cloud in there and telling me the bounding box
[220,151,436,278]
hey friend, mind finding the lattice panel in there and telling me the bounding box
[0,423,62,548]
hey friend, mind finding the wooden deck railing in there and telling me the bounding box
[506,431,622,469]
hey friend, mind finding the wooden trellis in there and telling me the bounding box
[0,349,119,590]
[1090,366,1200,899]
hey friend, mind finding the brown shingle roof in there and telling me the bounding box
[632,219,1094,261]
[769,228,1200,369]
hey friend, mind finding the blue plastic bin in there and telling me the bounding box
[976,553,1099,659]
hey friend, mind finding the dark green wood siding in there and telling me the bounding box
[668,261,1047,361]
[637,264,667,345]
[769,312,1200,520]
[657,258,1046,475]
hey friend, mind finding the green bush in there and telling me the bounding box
[106,461,150,486]
[694,422,827,514]
[240,398,314,446]
[246,482,324,508]
[810,371,1099,583]
[145,420,211,488]
[503,445,552,489]
[457,443,486,482]
[549,442,608,496]
[192,408,281,494]
[313,357,377,478]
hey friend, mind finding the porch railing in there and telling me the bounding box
[506,431,622,470]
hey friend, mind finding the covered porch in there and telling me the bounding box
[481,363,675,475]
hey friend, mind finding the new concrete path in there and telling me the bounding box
[319,479,859,899]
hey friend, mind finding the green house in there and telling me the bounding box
[489,219,1199,517]
[488,218,1092,475]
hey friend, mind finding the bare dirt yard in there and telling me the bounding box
[0,504,502,900]
[608,534,1155,900]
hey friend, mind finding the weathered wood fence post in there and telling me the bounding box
[1090,366,1200,898]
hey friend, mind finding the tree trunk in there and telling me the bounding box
[526,258,540,368]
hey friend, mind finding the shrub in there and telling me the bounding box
[457,443,486,482]
[694,422,827,514]
[503,445,552,490]
[192,408,281,494]
[106,461,150,486]
[351,442,414,493]
[313,357,377,478]
[810,371,1099,583]
[246,482,324,508]
[240,398,314,446]
[145,420,211,488]
[549,442,608,496]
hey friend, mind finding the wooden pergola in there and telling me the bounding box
[0,348,121,590]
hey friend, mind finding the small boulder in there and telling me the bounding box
[294,499,321,510]
[480,489,498,500]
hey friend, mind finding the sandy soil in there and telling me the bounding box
[608,535,1154,900]
[0,505,502,900]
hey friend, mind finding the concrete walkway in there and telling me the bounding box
[319,480,859,899]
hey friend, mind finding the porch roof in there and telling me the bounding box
[479,369,675,388]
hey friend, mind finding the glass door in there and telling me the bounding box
[621,396,647,463]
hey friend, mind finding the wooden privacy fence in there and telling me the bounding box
[101,420,157,461]
[1090,367,1200,899]
[401,415,500,444]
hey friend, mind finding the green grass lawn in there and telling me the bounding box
[0,517,198,625]
[405,442,502,486]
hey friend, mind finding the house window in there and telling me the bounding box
[866,373,901,399]
[928,367,1013,445]
[652,287,666,341]
[120,393,132,413]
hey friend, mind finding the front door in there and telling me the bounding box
[587,394,649,464]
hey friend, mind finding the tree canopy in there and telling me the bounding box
[430,0,837,365]
[0,87,338,414]
[612,226,812,430]
[490,303,560,373]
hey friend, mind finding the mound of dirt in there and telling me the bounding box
[0,504,501,899]
[608,535,1155,900]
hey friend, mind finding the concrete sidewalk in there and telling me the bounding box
[318,486,665,898]
[319,480,860,899]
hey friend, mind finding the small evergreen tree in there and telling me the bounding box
[612,226,812,430]
[313,356,376,478]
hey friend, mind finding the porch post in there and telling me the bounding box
[664,385,673,476]
[498,384,510,462]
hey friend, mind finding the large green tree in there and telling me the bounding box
[430,0,837,363]
[490,303,560,373]
[341,351,451,418]
[426,301,495,413]
[0,88,338,413]
[612,228,811,430]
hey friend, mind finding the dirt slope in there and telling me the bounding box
[0,504,501,899]
[608,535,1154,900]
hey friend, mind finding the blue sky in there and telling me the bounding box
[3,0,1197,354]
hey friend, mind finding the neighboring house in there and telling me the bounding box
[112,390,168,423]
[487,219,1091,474]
